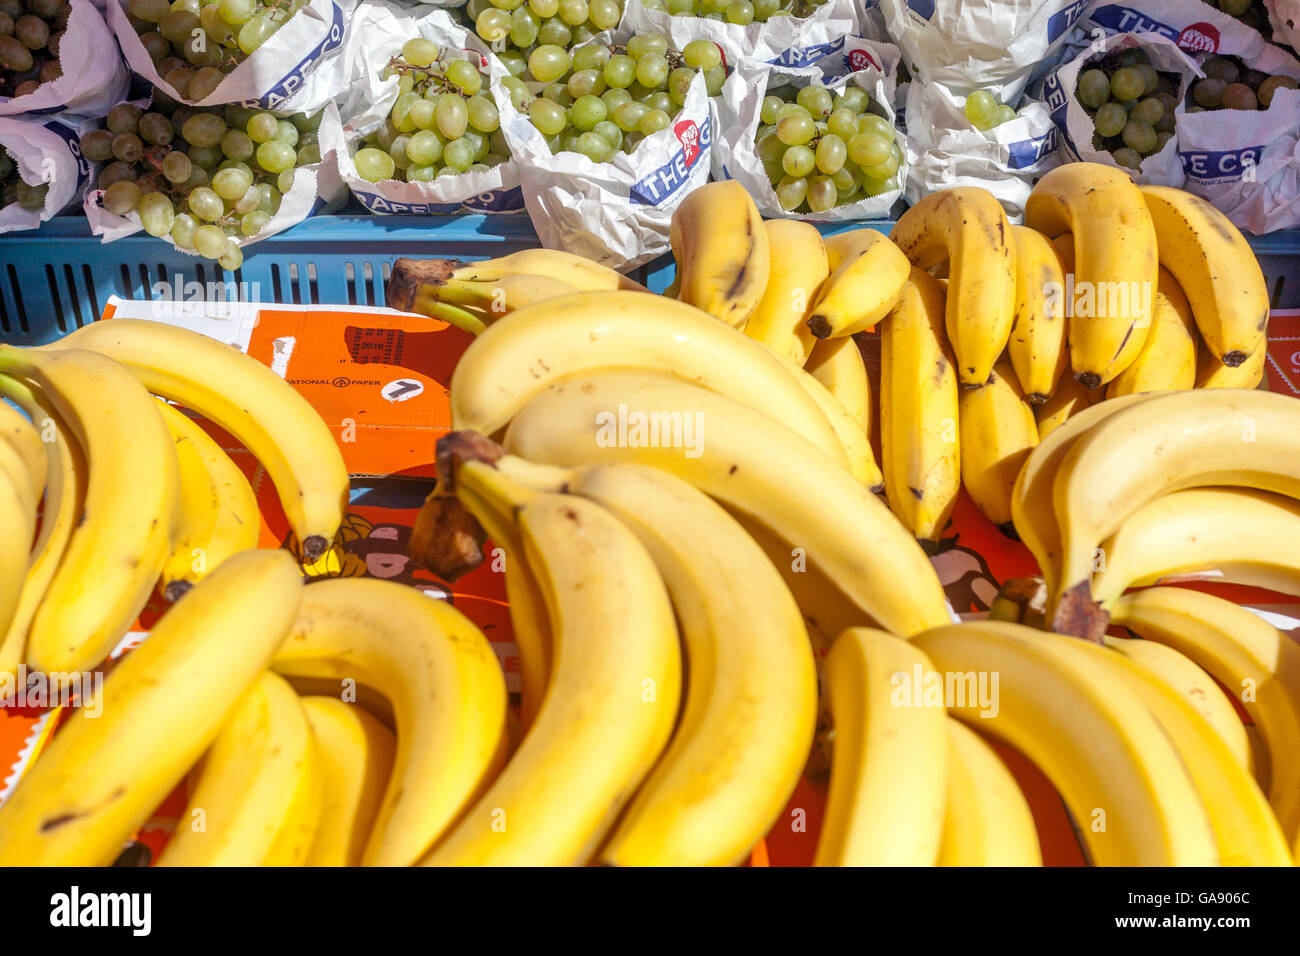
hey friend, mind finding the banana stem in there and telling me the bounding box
[423,300,489,336]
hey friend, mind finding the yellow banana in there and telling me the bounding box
[300,697,396,867]
[742,218,828,364]
[913,620,1219,866]
[814,628,948,867]
[1103,634,1252,773]
[0,395,46,510]
[159,672,321,867]
[1141,185,1269,369]
[806,227,911,340]
[271,577,508,867]
[0,346,179,676]
[155,402,260,602]
[805,336,870,432]
[795,362,883,489]
[1033,371,1100,442]
[669,180,770,327]
[958,361,1038,534]
[879,268,960,544]
[888,187,1017,387]
[937,718,1042,867]
[0,549,303,866]
[1025,163,1158,389]
[0,468,28,650]
[47,319,348,562]
[424,491,681,866]
[501,370,952,636]
[1007,224,1068,403]
[1198,338,1267,389]
[448,290,848,469]
[1106,269,1197,398]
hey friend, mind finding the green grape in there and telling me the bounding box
[1111,146,1142,170]
[1121,119,1156,154]
[234,184,261,215]
[827,107,857,140]
[847,131,889,166]
[490,0,525,9]
[392,92,422,133]
[467,96,499,133]
[218,159,252,177]
[182,113,227,148]
[403,38,438,68]
[212,166,253,200]
[530,0,559,16]
[815,134,846,174]
[171,212,199,249]
[857,147,899,181]
[476,7,511,41]
[162,150,193,184]
[1130,97,1163,125]
[593,120,622,149]
[776,114,814,146]
[704,64,726,96]
[684,38,722,71]
[1222,83,1257,110]
[187,186,223,221]
[604,54,636,89]
[836,87,868,114]
[760,95,783,125]
[189,144,223,169]
[757,127,785,165]
[571,94,608,130]
[545,83,574,106]
[274,120,299,146]
[964,90,998,130]
[246,112,278,143]
[406,165,438,182]
[1109,67,1145,102]
[193,224,227,259]
[1193,78,1226,109]
[635,53,668,88]
[639,108,671,136]
[499,50,528,77]
[537,18,572,46]
[240,210,270,236]
[796,85,833,117]
[256,141,295,174]
[753,0,778,16]
[613,100,649,132]
[806,176,836,213]
[447,59,483,95]
[138,192,175,237]
[602,88,632,111]
[571,44,610,73]
[668,0,693,11]
[218,241,244,271]
[131,0,170,22]
[645,92,672,113]
[221,129,254,161]
[408,99,436,131]
[387,135,411,169]
[236,11,276,55]
[298,143,322,166]
[276,170,294,195]
[354,147,395,182]
[589,0,620,28]
[726,0,753,22]
[501,75,530,110]
[443,138,475,171]
[558,0,588,25]
[218,0,254,24]
[1094,102,1127,137]
[857,114,894,141]
[529,44,571,83]
[831,164,857,196]
[1135,64,1159,96]
[782,144,815,178]
[575,131,611,161]
[669,67,695,106]
[189,66,224,102]
[568,68,606,98]
[627,34,667,59]
[775,175,807,211]
[775,102,810,123]
[103,180,143,216]
[1077,69,1110,109]
[530,98,568,136]
[112,134,144,164]
[435,93,470,140]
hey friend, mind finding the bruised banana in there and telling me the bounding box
[958,361,1038,535]
[879,268,960,544]
[806,227,911,340]
[1006,224,1068,404]
[670,179,770,327]
[742,218,828,365]
[888,187,1017,387]
[1106,268,1197,398]
[502,370,952,636]
[1025,163,1158,389]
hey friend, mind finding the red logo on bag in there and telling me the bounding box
[848,48,879,72]
[1178,22,1220,52]
[674,120,701,166]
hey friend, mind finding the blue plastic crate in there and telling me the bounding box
[0,216,1296,346]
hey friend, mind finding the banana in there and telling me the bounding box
[405,273,585,325]
[669,179,770,327]
[0,550,302,866]
[46,319,348,562]
[879,268,960,543]
[1198,338,1267,389]
[527,462,817,867]
[937,718,1042,867]
[424,491,681,866]
[300,697,396,867]
[1052,389,1300,623]
[501,371,952,636]
[1025,163,1158,389]
[1093,488,1300,606]
[887,187,1017,387]
[1106,269,1197,398]
[1033,372,1100,442]
[1007,224,1068,403]
[159,671,321,867]
[912,620,1219,866]
[958,361,1038,534]
[0,395,46,510]
[1103,634,1252,773]
[1141,185,1269,369]
[0,468,28,649]
[805,227,911,340]
[155,401,260,602]
[1111,586,1300,843]
[1051,629,1290,866]
[1011,393,1154,599]
[0,377,83,682]
[448,290,848,469]
[814,628,948,867]
[795,362,883,490]
[805,336,870,433]
[742,219,828,365]
[271,577,508,867]
[0,346,179,676]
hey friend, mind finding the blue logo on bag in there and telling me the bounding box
[43,120,91,180]
[1041,73,1079,156]
[353,186,525,215]
[1088,4,1178,43]
[464,186,525,212]
[241,2,346,110]
[1047,0,1090,43]
[770,37,845,68]
[906,0,935,20]
[630,116,711,206]
[1007,129,1058,169]
[1181,146,1265,181]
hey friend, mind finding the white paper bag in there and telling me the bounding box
[712,42,907,221]
[0,0,129,118]
[107,0,352,111]
[1266,0,1300,52]
[619,0,858,65]
[85,101,348,250]
[333,2,523,213]
[902,82,1059,218]
[0,116,93,234]
[877,0,1092,101]
[1040,31,1198,186]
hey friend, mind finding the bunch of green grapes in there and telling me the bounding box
[754,82,901,213]
[461,0,623,77]
[124,0,309,102]
[654,0,826,23]
[1075,47,1178,170]
[962,90,1018,131]
[81,100,325,267]
[0,0,70,97]
[1186,55,1298,112]
[0,148,48,210]
[495,33,725,162]
[352,38,507,184]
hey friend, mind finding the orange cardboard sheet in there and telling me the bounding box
[2,301,1299,866]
